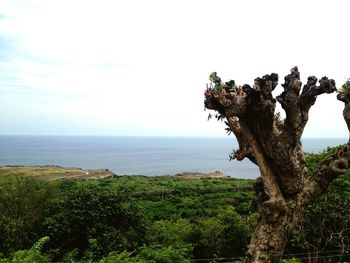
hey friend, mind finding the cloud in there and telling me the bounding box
[0,0,349,136]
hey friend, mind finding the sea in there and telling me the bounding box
[0,136,347,179]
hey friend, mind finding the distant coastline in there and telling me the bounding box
[0,165,235,181]
[0,165,115,180]
[0,136,347,179]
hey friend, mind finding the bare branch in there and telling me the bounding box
[204,79,247,118]
[300,146,349,206]
[300,76,336,110]
[277,67,336,142]
[299,76,336,130]
[225,117,257,164]
[239,121,284,203]
[242,73,279,136]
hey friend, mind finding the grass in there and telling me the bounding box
[0,166,114,180]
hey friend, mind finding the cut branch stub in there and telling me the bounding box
[300,76,336,109]
[276,67,336,142]
[300,144,350,206]
[204,74,247,118]
[276,67,302,133]
[299,76,318,107]
[276,66,301,105]
[337,80,350,104]
[244,73,278,111]
[337,80,350,133]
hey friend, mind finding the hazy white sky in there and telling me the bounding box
[0,0,349,137]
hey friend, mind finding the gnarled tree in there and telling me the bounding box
[204,67,350,263]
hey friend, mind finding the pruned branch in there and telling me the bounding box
[276,66,302,135]
[298,76,336,135]
[238,121,285,204]
[226,117,257,165]
[300,76,336,111]
[298,80,350,203]
[276,67,336,142]
[300,145,349,206]
[204,81,247,118]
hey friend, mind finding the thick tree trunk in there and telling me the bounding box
[246,171,305,263]
[246,202,304,263]
[244,149,349,263]
[247,217,288,262]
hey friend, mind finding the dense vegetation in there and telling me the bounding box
[0,147,349,262]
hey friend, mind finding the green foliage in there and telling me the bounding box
[42,184,145,260]
[32,237,50,252]
[98,252,141,263]
[137,245,191,263]
[192,207,251,259]
[304,145,346,176]
[216,207,251,257]
[51,176,255,261]
[9,249,50,263]
[0,173,255,262]
[281,258,302,263]
[0,237,51,263]
[62,249,78,263]
[0,174,57,254]
[288,170,350,261]
[287,146,350,262]
[98,246,191,263]
[2,145,350,262]
[337,79,350,93]
[147,219,193,248]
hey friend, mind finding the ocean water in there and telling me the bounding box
[0,136,347,179]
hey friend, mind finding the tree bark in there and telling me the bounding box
[246,207,303,263]
[204,68,350,263]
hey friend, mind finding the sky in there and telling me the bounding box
[0,0,349,137]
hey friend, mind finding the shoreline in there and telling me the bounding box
[0,165,237,180]
[0,165,115,180]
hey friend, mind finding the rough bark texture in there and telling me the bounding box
[204,68,350,263]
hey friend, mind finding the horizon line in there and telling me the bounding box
[0,134,348,140]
